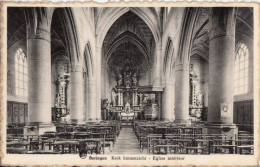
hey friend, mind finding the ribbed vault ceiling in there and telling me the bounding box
[7,7,26,48]
[103,11,155,79]
[191,7,253,61]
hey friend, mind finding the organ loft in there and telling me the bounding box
[6,7,254,155]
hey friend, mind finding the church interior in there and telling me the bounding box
[6,7,254,155]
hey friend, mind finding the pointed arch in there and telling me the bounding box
[105,31,151,67]
[96,7,160,46]
[83,42,94,78]
[176,8,199,66]
[51,8,80,69]
[163,37,175,79]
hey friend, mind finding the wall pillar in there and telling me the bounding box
[175,64,190,123]
[208,8,236,125]
[153,43,162,87]
[70,65,85,124]
[95,46,102,121]
[25,8,55,135]
[162,80,175,121]
[86,78,97,121]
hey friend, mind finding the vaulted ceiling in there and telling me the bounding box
[7,7,26,48]
[190,7,253,62]
[103,11,155,78]
[7,7,254,67]
[51,9,67,58]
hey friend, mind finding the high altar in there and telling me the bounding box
[110,66,141,120]
[104,65,162,121]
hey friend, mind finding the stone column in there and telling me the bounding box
[26,8,55,135]
[208,8,236,124]
[95,46,102,121]
[70,65,85,124]
[162,80,175,121]
[153,43,162,87]
[175,64,190,123]
[86,78,97,121]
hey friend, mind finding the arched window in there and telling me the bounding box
[15,48,27,97]
[234,43,249,95]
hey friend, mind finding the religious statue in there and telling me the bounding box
[117,74,123,87]
[124,102,131,113]
[111,88,118,106]
[124,71,132,88]
[132,72,137,86]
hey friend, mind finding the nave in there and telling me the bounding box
[6,7,254,156]
[7,120,253,155]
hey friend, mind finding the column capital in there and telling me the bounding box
[87,78,96,84]
[25,7,54,41]
[95,45,102,50]
[155,42,162,49]
[175,63,189,72]
[71,64,83,72]
[209,7,237,41]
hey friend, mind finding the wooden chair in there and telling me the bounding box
[52,140,78,154]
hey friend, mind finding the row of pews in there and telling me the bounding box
[7,121,121,155]
[134,121,254,155]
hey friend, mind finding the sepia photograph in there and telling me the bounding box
[1,4,259,166]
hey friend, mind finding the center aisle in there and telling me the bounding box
[109,127,141,154]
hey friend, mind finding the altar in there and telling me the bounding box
[106,65,142,121]
[101,64,162,121]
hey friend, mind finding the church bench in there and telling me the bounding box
[149,138,179,154]
[235,139,254,154]
[7,127,24,135]
[139,134,162,152]
[52,140,78,154]
[78,138,103,154]
[236,145,253,154]
[152,144,179,154]
[7,141,30,150]
[148,138,207,154]
[210,139,237,154]
[211,144,237,154]
[73,132,91,139]
[56,132,74,139]
[41,131,56,138]
[7,147,28,154]
[39,138,56,151]
[26,150,60,154]
[184,146,206,154]
[89,132,107,153]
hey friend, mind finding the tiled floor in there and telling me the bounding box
[109,127,141,154]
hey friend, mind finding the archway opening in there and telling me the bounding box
[101,11,158,121]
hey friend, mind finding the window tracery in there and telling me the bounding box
[234,43,249,95]
[15,48,27,97]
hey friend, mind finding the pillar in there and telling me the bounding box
[70,65,85,124]
[86,78,97,121]
[206,8,237,139]
[153,43,162,87]
[95,46,102,121]
[162,80,175,121]
[175,64,190,123]
[208,8,236,124]
[25,8,55,135]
